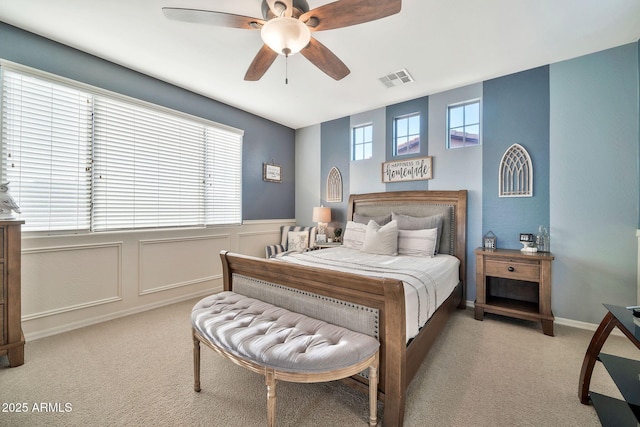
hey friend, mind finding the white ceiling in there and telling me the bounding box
[1,0,639,129]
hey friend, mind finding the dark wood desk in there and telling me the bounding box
[578,304,640,425]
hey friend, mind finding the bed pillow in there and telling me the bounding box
[287,231,309,252]
[362,220,398,256]
[343,221,367,250]
[398,228,438,257]
[353,213,392,226]
[392,212,444,253]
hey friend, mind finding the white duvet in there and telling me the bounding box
[278,247,460,341]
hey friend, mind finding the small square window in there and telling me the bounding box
[352,124,373,161]
[394,112,420,156]
[447,100,480,149]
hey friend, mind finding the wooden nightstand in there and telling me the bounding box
[474,247,555,336]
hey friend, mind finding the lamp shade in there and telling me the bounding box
[312,206,331,223]
[261,17,311,56]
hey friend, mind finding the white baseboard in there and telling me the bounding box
[465,300,624,337]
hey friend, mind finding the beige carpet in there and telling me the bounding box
[0,298,636,427]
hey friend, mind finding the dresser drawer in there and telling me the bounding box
[485,258,540,282]
[0,303,5,345]
[0,263,4,301]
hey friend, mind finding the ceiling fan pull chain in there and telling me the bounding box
[283,47,291,84]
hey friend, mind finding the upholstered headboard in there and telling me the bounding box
[347,190,467,286]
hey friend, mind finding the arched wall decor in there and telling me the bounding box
[499,143,533,197]
[326,167,343,202]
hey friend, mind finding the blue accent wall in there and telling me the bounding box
[385,96,430,191]
[0,21,296,221]
[320,117,350,225]
[550,43,639,322]
[482,67,551,249]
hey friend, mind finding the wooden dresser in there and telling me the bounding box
[0,220,24,367]
[474,247,555,336]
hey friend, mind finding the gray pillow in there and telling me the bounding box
[392,212,444,254]
[398,228,438,257]
[353,213,391,226]
[362,220,398,256]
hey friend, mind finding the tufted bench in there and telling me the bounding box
[191,291,380,427]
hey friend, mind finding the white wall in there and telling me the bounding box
[295,125,322,226]
[428,83,483,301]
[21,220,293,340]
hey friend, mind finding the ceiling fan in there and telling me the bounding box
[162,0,402,82]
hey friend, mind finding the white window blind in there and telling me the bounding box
[1,65,243,233]
[1,69,92,232]
[205,127,242,225]
[92,97,208,231]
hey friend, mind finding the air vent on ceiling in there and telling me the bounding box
[379,68,414,88]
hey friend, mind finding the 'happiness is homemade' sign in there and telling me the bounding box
[381,156,433,183]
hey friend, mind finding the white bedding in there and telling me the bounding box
[277,246,460,341]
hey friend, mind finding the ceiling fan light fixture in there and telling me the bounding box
[261,17,311,56]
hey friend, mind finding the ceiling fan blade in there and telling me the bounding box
[162,7,264,30]
[244,45,279,81]
[300,0,401,31]
[266,0,293,17]
[300,38,350,80]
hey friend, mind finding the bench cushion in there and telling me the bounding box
[192,291,379,374]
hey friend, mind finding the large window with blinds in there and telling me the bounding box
[0,66,243,232]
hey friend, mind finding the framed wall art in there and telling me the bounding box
[263,161,282,183]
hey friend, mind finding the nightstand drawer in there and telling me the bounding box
[485,259,540,281]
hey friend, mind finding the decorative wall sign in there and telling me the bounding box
[263,161,282,183]
[381,156,432,183]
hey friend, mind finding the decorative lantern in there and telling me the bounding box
[483,231,497,249]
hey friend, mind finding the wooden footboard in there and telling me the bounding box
[221,250,461,426]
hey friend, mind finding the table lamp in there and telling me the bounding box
[312,206,331,241]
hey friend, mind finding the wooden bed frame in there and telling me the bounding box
[220,190,467,426]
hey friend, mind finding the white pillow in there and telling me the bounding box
[343,221,367,250]
[287,231,309,252]
[398,228,438,257]
[362,220,398,255]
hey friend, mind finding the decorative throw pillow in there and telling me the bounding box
[362,220,398,256]
[343,221,367,250]
[353,213,392,226]
[287,231,309,252]
[392,212,444,253]
[398,228,438,257]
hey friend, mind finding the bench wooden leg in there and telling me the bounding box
[369,353,379,427]
[265,369,277,427]
[193,330,201,392]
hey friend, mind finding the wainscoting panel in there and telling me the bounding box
[22,243,122,320]
[138,235,229,295]
[20,221,294,340]
[238,229,284,258]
